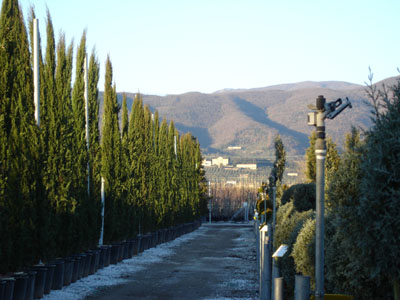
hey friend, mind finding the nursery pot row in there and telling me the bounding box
[0,220,202,300]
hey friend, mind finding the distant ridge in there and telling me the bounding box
[213,80,363,94]
[104,76,399,157]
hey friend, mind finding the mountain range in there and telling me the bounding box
[109,76,399,157]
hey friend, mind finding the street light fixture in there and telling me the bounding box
[307,95,351,300]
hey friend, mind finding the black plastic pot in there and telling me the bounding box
[2,278,15,300]
[77,254,86,280]
[110,244,120,265]
[143,234,151,251]
[0,279,5,300]
[70,255,81,283]
[104,245,111,267]
[24,271,36,300]
[137,236,144,253]
[30,265,47,299]
[63,257,74,286]
[117,243,124,262]
[122,241,130,260]
[131,238,139,256]
[50,259,64,290]
[150,232,157,248]
[89,250,99,275]
[12,272,28,300]
[97,246,106,269]
[43,264,55,295]
[82,252,92,278]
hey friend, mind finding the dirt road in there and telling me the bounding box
[84,223,257,300]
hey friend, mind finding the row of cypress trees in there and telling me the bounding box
[0,0,207,274]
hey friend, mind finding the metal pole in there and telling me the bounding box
[295,275,310,300]
[272,186,276,231]
[274,277,283,300]
[84,53,90,197]
[315,95,326,300]
[99,177,105,246]
[33,18,40,126]
[271,181,277,299]
[260,230,271,300]
[208,181,211,224]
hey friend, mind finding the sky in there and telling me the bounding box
[17,0,400,95]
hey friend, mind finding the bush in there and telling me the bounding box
[274,201,314,299]
[280,183,315,212]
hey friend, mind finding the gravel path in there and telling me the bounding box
[84,223,257,300]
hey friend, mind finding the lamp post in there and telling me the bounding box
[308,95,351,300]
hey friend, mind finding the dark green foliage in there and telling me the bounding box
[0,0,40,272]
[305,131,316,182]
[0,3,207,273]
[353,78,400,299]
[280,183,315,212]
[101,56,123,243]
[305,132,340,185]
[273,134,286,183]
[291,217,315,286]
[274,202,314,299]
[86,49,102,249]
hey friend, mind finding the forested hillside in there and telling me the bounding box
[109,77,399,157]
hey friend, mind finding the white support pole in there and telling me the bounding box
[99,177,105,246]
[208,181,211,224]
[33,18,40,126]
[84,54,90,197]
[174,135,177,159]
[84,53,89,149]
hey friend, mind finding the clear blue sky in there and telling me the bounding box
[18,0,400,95]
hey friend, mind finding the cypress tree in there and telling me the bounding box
[128,94,146,232]
[144,105,156,231]
[50,33,76,256]
[305,131,340,185]
[272,134,287,202]
[0,0,40,271]
[87,49,101,246]
[167,121,179,225]
[355,79,400,299]
[121,93,128,141]
[101,56,123,242]
[158,119,170,227]
[71,32,91,250]
[305,131,316,182]
[120,93,132,236]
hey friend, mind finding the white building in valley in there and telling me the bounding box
[212,157,230,167]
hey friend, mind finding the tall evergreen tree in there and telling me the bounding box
[87,49,101,246]
[305,131,340,185]
[0,0,40,272]
[355,79,400,299]
[48,32,77,256]
[305,131,316,182]
[101,56,123,242]
[273,134,286,183]
[70,31,92,249]
[158,119,170,226]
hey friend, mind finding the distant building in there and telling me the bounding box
[212,156,229,167]
[202,159,212,167]
[227,146,242,150]
[226,180,237,185]
[236,163,257,170]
